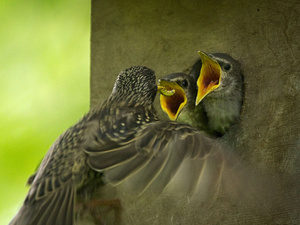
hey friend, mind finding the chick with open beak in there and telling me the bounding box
[158,52,243,136]
[158,79,187,121]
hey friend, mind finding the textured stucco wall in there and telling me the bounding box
[91,0,300,224]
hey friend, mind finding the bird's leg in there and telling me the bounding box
[78,198,122,225]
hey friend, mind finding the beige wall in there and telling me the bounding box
[91,0,300,223]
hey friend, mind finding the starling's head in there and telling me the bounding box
[111,66,157,105]
[158,73,197,120]
[196,52,242,105]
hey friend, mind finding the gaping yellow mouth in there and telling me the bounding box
[196,51,222,105]
[157,79,187,121]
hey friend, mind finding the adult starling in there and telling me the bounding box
[10,66,158,225]
[10,65,253,225]
[158,52,243,136]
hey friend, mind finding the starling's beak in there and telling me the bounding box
[157,79,187,121]
[196,51,221,105]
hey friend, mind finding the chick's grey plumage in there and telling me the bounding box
[161,53,243,136]
[202,53,243,135]
[160,72,210,132]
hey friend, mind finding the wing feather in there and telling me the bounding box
[85,120,228,201]
[10,181,74,225]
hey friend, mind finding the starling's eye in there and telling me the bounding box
[181,79,188,87]
[224,64,231,71]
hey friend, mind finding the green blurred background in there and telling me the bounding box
[0,0,90,224]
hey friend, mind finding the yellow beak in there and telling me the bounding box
[196,51,222,105]
[157,79,187,121]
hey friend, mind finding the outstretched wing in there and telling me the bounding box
[84,121,238,202]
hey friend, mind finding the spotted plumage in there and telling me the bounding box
[10,66,158,225]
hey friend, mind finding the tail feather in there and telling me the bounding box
[9,182,75,225]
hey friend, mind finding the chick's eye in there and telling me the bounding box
[224,64,231,70]
[181,79,188,87]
